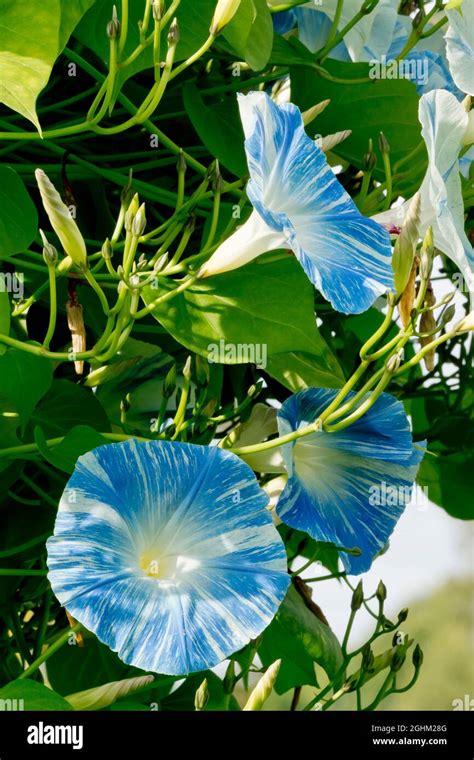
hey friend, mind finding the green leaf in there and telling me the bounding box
[34,425,108,473]
[266,349,345,391]
[0,679,72,710]
[183,84,246,176]
[0,0,62,130]
[259,617,318,694]
[47,635,142,696]
[142,254,343,370]
[417,454,474,520]
[290,60,425,184]
[0,167,38,259]
[58,0,97,51]
[274,584,343,682]
[29,379,111,438]
[0,349,53,432]
[223,0,273,71]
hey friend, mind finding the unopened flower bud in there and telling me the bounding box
[412,643,423,669]
[439,304,456,327]
[385,351,402,374]
[131,203,147,238]
[210,0,241,36]
[107,5,121,39]
[182,355,192,380]
[101,238,112,260]
[154,252,169,273]
[152,0,165,22]
[376,580,387,603]
[124,193,140,232]
[35,169,87,269]
[351,580,364,611]
[397,607,409,623]
[163,363,177,398]
[302,99,330,126]
[167,17,180,45]
[40,229,58,266]
[242,660,281,711]
[378,131,390,154]
[194,678,209,711]
[390,647,406,672]
[363,138,377,172]
[362,643,374,672]
[66,675,153,711]
[454,311,474,334]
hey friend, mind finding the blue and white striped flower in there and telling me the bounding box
[445,0,474,96]
[47,440,290,675]
[376,89,474,302]
[276,389,425,575]
[199,92,393,315]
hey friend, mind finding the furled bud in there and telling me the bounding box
[163,363,177,398]
[390,647,406,673]
[393,192,421,296]
[378,131,390,155]
[66,300,86,375]
[35,169,87,269]
[419,284,436,371]
[351,580,364,611]
[194,678,209,711]
[321,130,352,153]
[107,5,121,39]
[131,203,147,238]
[363,138,377,172]
[124,193,140,232]
[101,238,112,260]
[182,355,192,380]
[152,0,166,22]
[361,643,374,672]
[242,660,281,711]
[153,252,169,273]
[454,311,474,334]
[66,675,153,710]
[210,0,241,36]
[39,229,58,266]
[301,99,330,126]
[397,607,409,623]
[412,643,424,670]
[167,17,180,45]
[385,351,402,374]
[376,580,387,603]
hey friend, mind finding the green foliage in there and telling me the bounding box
[0,167,38,259]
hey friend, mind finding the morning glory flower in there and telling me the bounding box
[276,389,425,575]
[445,0,474,95]
[47,439,290,675]
[376,89,474,302]
[199,92,393,315]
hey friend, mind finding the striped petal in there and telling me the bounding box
[202,92,393,314]
[445,2,474,95]
[47,440,289,675]
[276,389,425,574]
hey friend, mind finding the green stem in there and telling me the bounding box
[18,624,83,680]
[43,265,57,349]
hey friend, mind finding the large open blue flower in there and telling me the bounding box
[200,92,393,314]
[47,440,290,675]
[276,389,425,575]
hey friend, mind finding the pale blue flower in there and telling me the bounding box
[445,1,474,96]
[200,92,393,315]
[47,440,290,675]
[276,389,425,575]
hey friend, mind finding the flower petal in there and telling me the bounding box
[276,389,425,574]
[445,2,474,95]
[47,440,290,675]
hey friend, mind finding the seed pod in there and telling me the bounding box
[66,300,86,375]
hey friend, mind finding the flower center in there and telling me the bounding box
[138,551,201,581]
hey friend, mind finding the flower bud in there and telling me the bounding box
[390,647,406,673]
[397,607,409,623]
[361,643,374,672]
[152,0,165,22]
[131,203,147,238]
[101,238,112,260]
[35,169,87,269]
[363,138,377,172]
[182,355,192,380]
[124,193,140,232]
[107,5,121,39]
[194,678,209,711]
[210,0,241,36]
[412,643,423,670]
[385,352,402,374]
[393,192,420,297]
[419,284,436,370]
[153,252,169,273]
[454,311,474,334]
[242,660,281,711]
[163,363,177,398]
[66,675,153,710]
[302,99,330,126]
[167,17,180,45]
[320,129,352,153]
[378,131,390,155]
[376,580,387,603]
[40,229,58,266]
[351,580,364,611]
[439,304,456,327]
